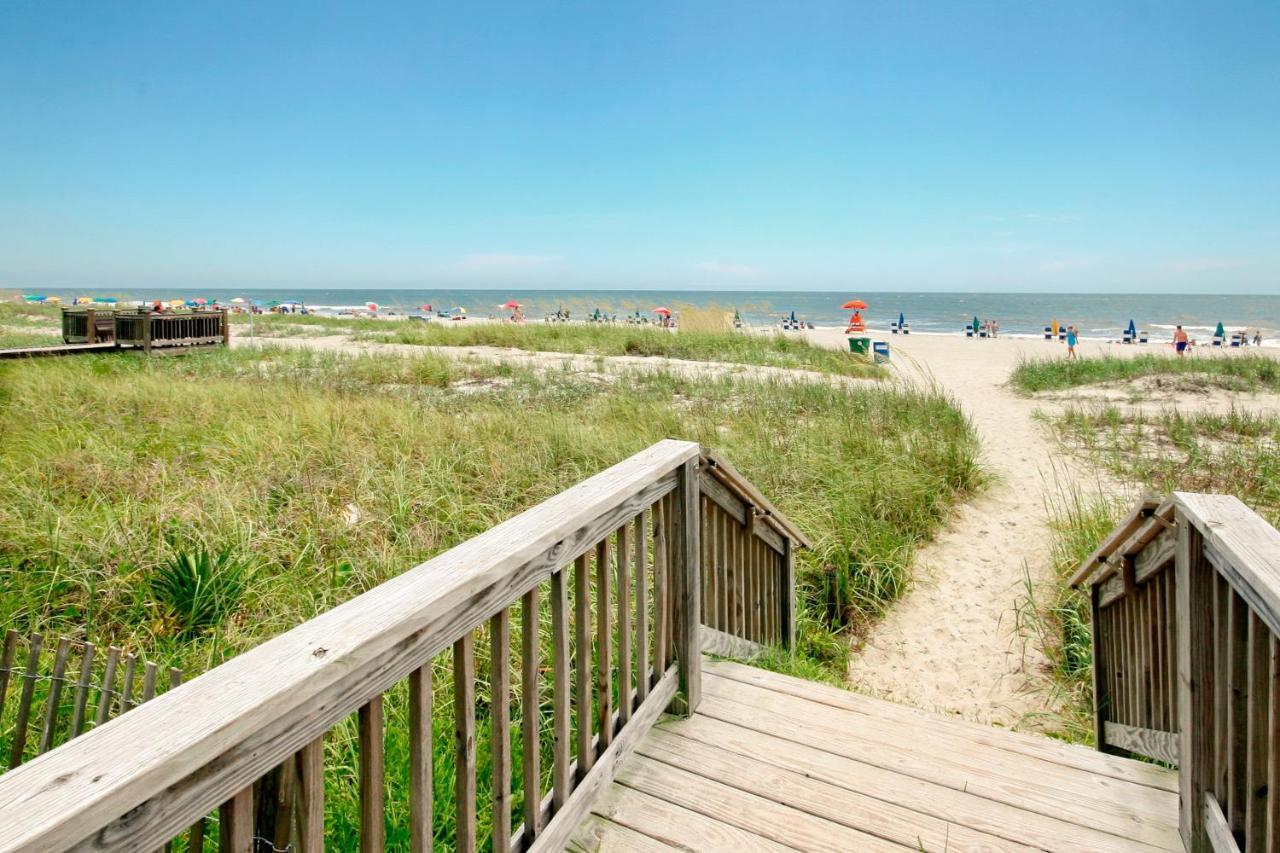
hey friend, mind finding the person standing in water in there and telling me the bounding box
[1066,325,1078,359]
[1173,325,1189,356]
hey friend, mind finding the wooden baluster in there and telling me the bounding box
[617,523,632,724]
[574,553,594,776]
[219,786,253,853]
[596,538,613,750]
[1176,509,1217,849]
[409,662,432,852]
[701,498,714,630]
[1267,634,1279,853]
[551,569,572,811]
[491,610,512,853]
[454,634,477,852]
[635,511,650,703]
[0,630,18,725]
[296,737,324,853]
[653,502,668,680]
[669,492,680,667]
[272,754,299,852]
[782,537,796,652]
[38,638,71,754]
[1166,570,1178,727]
[1139,587,1151,730]
[1215,573,1229,795]
[1228,591,1248,832]
[1245,612,1269,851]
[711,504,724,631]
[355,696,384,852]
[1091,584,1109,751]
[521,587,541,841]
[9,633,43,768]
[672,459,701,713]
[142,661,158,704]
[69,642,95,736]
[1150,580,1164,732]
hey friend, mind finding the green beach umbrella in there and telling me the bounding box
[972,316,980,332]
[1215,321,1225,338]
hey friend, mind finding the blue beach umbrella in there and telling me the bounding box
[899,311,905,327]
[1127,319,1136,337]
[23,294,46,302]
[789,310,796,324]
[98,297,118,304]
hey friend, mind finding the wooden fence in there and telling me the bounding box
[1076,493,1280,853]
[0,440,805,852]
[112,308,229,353]
[0,631,181,772]
[60,309,115,344]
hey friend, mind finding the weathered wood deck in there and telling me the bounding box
[570,657,1182,853]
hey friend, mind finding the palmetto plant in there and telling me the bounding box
[152,546,254,635]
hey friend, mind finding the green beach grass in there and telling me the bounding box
[1010,352,1280,395]
[229,312,878,378]
[0,344,978,847]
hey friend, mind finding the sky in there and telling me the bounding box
[2,1,1279,293]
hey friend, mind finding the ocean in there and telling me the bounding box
[20,287,1280,344]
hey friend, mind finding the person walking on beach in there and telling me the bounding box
[1066,325,1078,359]
[1173,325,1189,357]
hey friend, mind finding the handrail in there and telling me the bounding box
[1085,491,1280,852]
[700,449,813,549]
[0,439,805,852]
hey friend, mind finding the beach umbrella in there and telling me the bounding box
[842,299,868,310]
[75,296,92,305]
[366,302,379,312]
[192,297,207,306]
[167,299,184,308]
[972,316,980,333]
[899,311,905,327]
[230,297,247,304]
[449,306,466,314]
[789,310,797,323]
[1127,319,1136,337]
[46,296,62,304]
[98,297,118,304]
[22,294,45,301]
[420,304,432,311]
[653,307,672,316]
[501,300,521,309]
[1215,321,1225,338]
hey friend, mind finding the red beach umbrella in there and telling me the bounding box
[501,300,522,309]
[842,299,868,310]
[653,307,672,316]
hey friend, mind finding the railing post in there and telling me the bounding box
[672,458,701,714]
[86,308,97,344]
[1176,510,1214,852]
[221,308,231,347]
[1090,582,1110,753]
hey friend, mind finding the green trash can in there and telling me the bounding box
[848,336,871,355]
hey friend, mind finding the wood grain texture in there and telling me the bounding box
[38,638,71,755]
[9,633,43,768]
[520,588,541,842]
[595,539,613,751]
[551,568,572,812]
[454,634,477,853]
[490,611,512,853]
[296,738,323,853]
[574,553,594,779]
[218,786,253,853]
[671,460,701,715]
[1204,792,1242,853]
[358,696,384,853]
[408,663,432,853]
[1103,722,1179,766]
[1178,507,1217,851]
[1244,612,1269,853]
[616,523,632,726]
[1177,492,1280,638]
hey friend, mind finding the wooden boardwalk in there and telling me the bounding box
[569,658,1182,853]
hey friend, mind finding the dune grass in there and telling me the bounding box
[0,302,62,348]
[1010,353,1280,395]
[0,345,978,847]
[351,319,879,378]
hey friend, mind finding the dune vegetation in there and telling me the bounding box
[0,344,978,847]
[1010,352,1280,395]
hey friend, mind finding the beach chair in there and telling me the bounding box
[1123,330,1134,344]
[964,326,974,338]
[1139,330,1149,344]
[1058,330,1066,342]
[900,322,910,335]
[1043,326,1053,340]
[1213,335,1224,347]
[890,321,899,334]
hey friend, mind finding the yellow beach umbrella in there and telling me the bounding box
[75,296,92,305]
[168,299,184,308]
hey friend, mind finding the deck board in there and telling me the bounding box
[568,657,1183,852]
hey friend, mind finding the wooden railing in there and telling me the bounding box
[0,440,804,852]
[1078,493,1280,852]
[60,309,115,344]
[113,308,229,352]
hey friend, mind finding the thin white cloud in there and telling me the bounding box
[694,260,761,278]
[1163,258,1248,273]
[457,253,562,271]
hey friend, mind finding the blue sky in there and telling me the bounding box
[2,1,1278,293]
